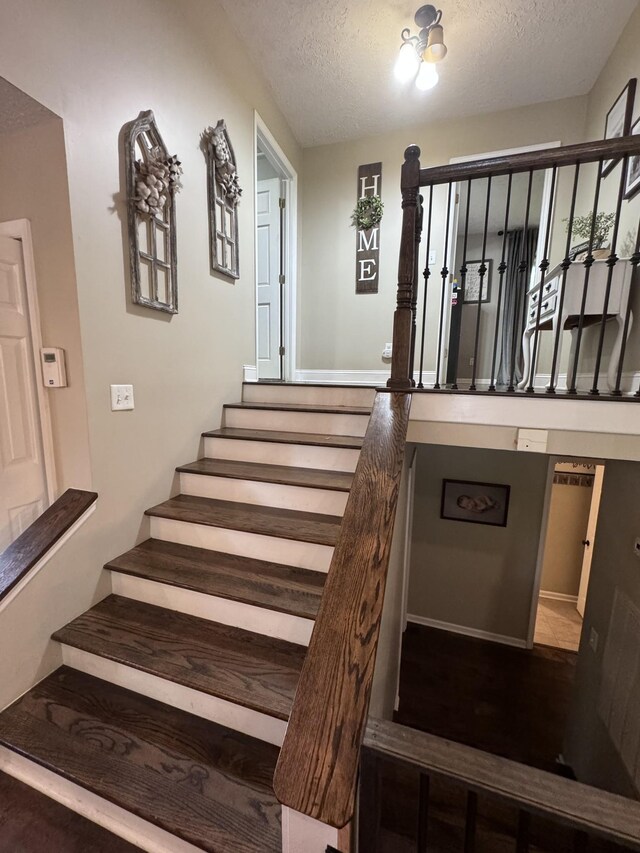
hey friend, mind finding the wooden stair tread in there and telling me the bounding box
[224,401,372,415]
[0,667,281,853]
[177,457,354,491]
[243,380,377,389]
[52,596,304,720]
[202,427,363,449]
[145,494,342,547]
[106,539,324,619]
[0,769,141,852]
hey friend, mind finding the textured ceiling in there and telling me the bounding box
[0,77,57,134]
[219,0,638,147]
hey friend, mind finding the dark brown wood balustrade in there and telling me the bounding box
[0,489,98,603]
[389,134,640,396]
[273,390,411,828]
[360,718,640,851]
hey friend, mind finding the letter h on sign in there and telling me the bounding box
[355,162,382,294]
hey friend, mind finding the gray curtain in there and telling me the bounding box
[497,228,539,387]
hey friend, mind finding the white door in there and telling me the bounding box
[257,177,282,380]
[0,235,48,551]
[577,464,605,618]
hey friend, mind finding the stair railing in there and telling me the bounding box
[359,718,640,851]
[388,136,640,397]
[273,390,412,844]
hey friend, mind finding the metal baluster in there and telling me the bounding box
[470,177,492,391]
[489,173,513,391]
[569,161,603,394]
[418,187,434,388]
[573,830,589,852]
[515,810,531,853]
[464,791,478,853]
[417,773,430,852]
[526,166,558,392]
[619,225,640,396]
[507,171,534,392]
[409,194,424,386]
[451,179,472,390]
[434,184,453,389]
[591,157,628,394]
[549,163,581,393]
[358,749,381,853]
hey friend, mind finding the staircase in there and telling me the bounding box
[0,382,375,853]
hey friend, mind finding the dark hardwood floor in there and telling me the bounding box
[396,623,577,772]
[377,623,583,852]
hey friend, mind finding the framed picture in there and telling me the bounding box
[440,479,510,527]
[624,116,640,200]
[463,259,492,303]
[602,78,636,177]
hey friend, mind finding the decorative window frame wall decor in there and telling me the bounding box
[204,119,242,280]
[123,110,182,314]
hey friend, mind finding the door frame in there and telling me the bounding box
[526,454,604,648]
[438,141,561,386]
[254,112,298,382]
[0,218,57,503]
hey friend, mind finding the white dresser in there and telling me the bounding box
[520,258,633,391]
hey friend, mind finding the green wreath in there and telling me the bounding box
[351,195,384,230]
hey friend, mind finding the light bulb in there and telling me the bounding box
[415,61,439,90]
[395,41,420,83]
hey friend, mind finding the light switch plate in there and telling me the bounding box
[110,384,134,411]
[429,249,436,265]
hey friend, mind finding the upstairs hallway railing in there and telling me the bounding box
[388,137,640,398]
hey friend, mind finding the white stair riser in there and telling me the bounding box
[0,748,204,853]
[111,572,314,646]
[224,407,369,437]
[150,516,334,573]
[204,436,360,472]
[60,646,287,746]
[179,472,348,516]
[242,383,375,407]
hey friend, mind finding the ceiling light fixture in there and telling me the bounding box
[395,5,447,90]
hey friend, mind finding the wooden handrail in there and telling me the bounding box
[0,489,98,603]
[419,135,640,187]
[364,718,640,849]
[273,391,412,828]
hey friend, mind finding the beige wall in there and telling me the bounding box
[407,444,549,643]
[299,96,587,372]
[0,118,91,491]
[565,460,640,798]
[0,0,300,708]
[540,480,592,597]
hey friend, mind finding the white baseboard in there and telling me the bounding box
[243,365,257,382]
[407,613,527,649]
[293,369,437,386]
[539,590,579,603]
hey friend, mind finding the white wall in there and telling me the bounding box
[0,0,301,708]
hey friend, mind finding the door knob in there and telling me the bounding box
[582,539,590,547]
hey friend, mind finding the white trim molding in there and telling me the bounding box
[243,364,258,382]
[407,613,528,649]
[294,369,437,386]
[539,590,579,604]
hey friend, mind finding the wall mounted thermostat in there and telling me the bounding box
[40,347,67,387]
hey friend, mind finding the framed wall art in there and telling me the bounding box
[204,120,242,280]
[123,110,182,314]
[441,479,510,527]
[602,78,636,178]
[624,116,640,200]
[463,259,492,304]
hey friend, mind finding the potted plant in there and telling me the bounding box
[565,211,616,260]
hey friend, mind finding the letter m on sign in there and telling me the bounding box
[355,161,382,294]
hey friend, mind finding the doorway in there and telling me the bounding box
[532,459,605,652]
[254,115,297,381]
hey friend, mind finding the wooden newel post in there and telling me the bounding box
[388,145,421,390]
